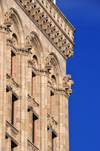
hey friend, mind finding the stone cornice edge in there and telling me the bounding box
[14,0,70,60]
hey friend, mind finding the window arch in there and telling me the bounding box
[26,31,44,68]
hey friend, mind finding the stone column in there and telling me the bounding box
[59,93,69,151]
[8,91,12,123]
[15,54,21,151]
[29,111,32,141]
[35,74,40,148]
[54,93,59,123]
[19,54,28,151]
[15,53,28,151]
[47,85,50,114]
[0,26,7,151]
[5,137,11,151]
[47,127,52,151]
[40,74,48,151]
[6,42,11,76]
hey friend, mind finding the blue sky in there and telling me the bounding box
[57,0,100,151]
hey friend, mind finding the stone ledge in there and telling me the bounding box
[27,139,39,151]
[6,120,19,135]
[28,94,39,117]
[6,74,19,99]
[6,121,19,145]
[6,132,18,146]
[47,113,58,134]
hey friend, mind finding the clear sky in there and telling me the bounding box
[57,0,100,151]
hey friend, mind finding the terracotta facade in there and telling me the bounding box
[0,0,75,151]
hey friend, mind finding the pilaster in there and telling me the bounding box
[19,53,28,151]
[40,74,48,151]
[59,94,69,151]
[47,127,52,151]
[0,26,7,151]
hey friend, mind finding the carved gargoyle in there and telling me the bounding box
[63,74,74,97]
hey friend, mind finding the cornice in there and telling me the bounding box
[47,0,75,32]
[14,0,74,60]
[36,0,75,45]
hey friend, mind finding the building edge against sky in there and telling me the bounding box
[0,0,75,151]
[52,0,56,4]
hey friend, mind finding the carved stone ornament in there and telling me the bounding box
[63,74,74,97]
[25,34,34,50]
[4,10,13,27]
[69,48,74,57]
[0,25,6,33]
[45,55,57,71]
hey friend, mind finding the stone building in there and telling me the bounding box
[0,0,75,151]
